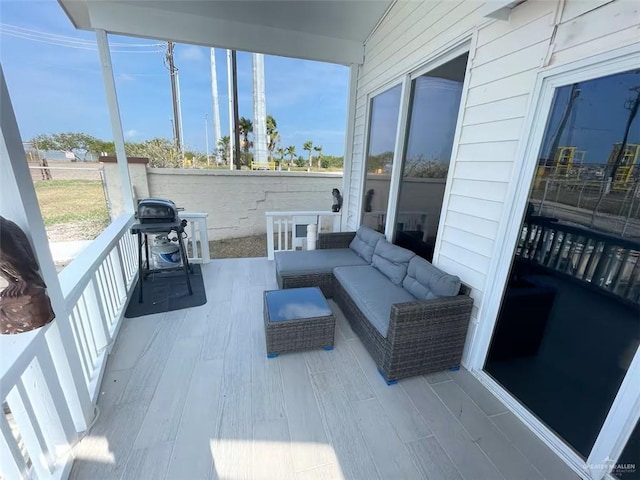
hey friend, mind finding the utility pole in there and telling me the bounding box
[166,42,182,153]
[226,49,234,170]
[231,50,241,170]
[176,71,186,166]
[210,48,222,165]
[205,113,209,166]
[252,53,268,166]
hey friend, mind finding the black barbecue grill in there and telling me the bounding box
[131,198,192,303]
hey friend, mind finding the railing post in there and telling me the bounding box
[267,215,275,260]
[199,217,211,263]
[333,213,342,233]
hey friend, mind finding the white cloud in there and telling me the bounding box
[178,45,204,62]
[125,129,138,138]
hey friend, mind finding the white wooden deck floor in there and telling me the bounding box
[70,257,580,480]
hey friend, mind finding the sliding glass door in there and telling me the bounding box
[361,84,402,233]
[484,69,640,460]
[393,54,467,260]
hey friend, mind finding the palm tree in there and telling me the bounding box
[266,115,280,163]
[303,140,313,172]
[217,136,230,165]
[276,146,285,169]
[238,116,253,166]
[314,145,323,169]
[238,116,253,152]
[286,145,296,171]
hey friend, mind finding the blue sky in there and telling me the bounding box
[542,70,640,164]
[0,0,349,156]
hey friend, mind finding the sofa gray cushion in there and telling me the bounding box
[349,226,384,263]
[371,239,415,285]
[275,248,368,277]
[334,265,416,337]
[403,256,461,300]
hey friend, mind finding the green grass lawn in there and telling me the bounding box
[34,179,110,227]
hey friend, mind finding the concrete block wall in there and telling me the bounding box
[146,169,343,240]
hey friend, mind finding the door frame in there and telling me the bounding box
[465,43,640,480]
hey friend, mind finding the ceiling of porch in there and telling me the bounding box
[57,0,394,65]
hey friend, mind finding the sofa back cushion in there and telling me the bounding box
[403,256,461,300]
[349,226,384,263]
[371,239,415,285]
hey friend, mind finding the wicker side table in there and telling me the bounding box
[263,287,335,357]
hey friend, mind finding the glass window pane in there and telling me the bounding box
[394,54,467,260]
[485,69,640,459]
[362,84,402,233]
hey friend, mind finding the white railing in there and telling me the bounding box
[266,211,342,260]
[58,214,138,400]
[1,214,138,480]
[181,212,210,264]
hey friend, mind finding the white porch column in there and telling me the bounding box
[341,63,359,231]
[96,29,135,213]
[0,65,93,431]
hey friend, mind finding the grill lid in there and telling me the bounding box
[136,198,178,222]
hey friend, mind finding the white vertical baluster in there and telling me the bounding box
[107,250,126,305]
[116,240,130,297]
[189,219,197,260]
[98,263,116,320]
[70,308,92,383]
[284,219,289,251]
[277,219,282,251]
[199,217,210,262]
[7,380,53,479]
[0,413,28,480]
[75,296,97,367]
[94,265,113,323]
[266,215,275,260]
[36,350,77,449]
[79,294,99,359]
[88,276,111,347]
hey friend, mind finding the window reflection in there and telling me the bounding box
[394,54,467,260]
[362,84,402,233]
[486,69,640,459]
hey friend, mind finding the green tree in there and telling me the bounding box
[238,117,253,153]
[285,145,296,170]
[295,155,306,168]
[303,140,313,172]
[217,136,230,165]
[314,145,323,169]
[266,115,280,162]
[125,138,177,168]
[31,132,104,161]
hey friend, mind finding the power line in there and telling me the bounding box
[1,23,161,47]
[0,24,163,53]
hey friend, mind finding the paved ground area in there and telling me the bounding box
[70,257,579,480]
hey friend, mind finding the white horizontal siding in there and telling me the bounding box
[559,0,614,23]
[448,194,503,222]
[441,225,495,258]
[458,117,524,144]
[463,96,529,126]
[449,178,510,203]
[456,141,519,163]
[344,0,640,332]
[550,0,640,65]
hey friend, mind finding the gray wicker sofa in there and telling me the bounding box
[274,226,474,384]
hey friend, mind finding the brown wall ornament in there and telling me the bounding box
[0,216,55,334]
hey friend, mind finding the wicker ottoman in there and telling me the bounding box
[263,287,335,357]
